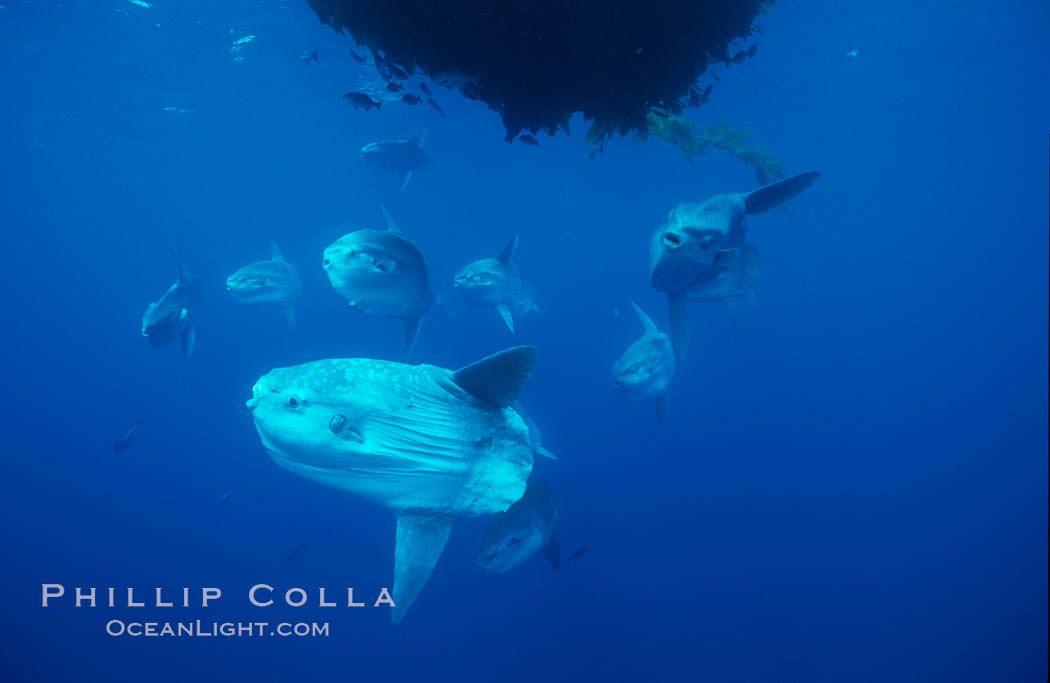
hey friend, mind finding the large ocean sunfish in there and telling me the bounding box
[648,171,820,358]
[246,346,540,622]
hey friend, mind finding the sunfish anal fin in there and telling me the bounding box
[391,514,453,624]
[403,314,424,359]
[180,323,196,360]
[496,304,515,333]
[541,531,561,570]
[281,305,296,333]
[451,345,539,408]
[667,293,690,361]
[399,169,413,191]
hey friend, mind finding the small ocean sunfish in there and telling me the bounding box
[453,235,543,333]
[475,478,560,574]
[113,418,142,453]
[226,242,303,332]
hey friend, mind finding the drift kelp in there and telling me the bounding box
[306,0,772,143]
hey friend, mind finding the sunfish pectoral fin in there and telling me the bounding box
[541,532,561,570]
[403,313,424,359]
[270,241,286,262]
[406,129,427,147]
[391,514,453,624]
[180,323,196,360]
[281,305,296,333]
[451,345,539,408]
[537,447,557,461]
[496,304,515,333]
[629,300,658,336]
[743,170,821,215]
[399,169,413,191]
[714,248,740,267]
[655,394,668,424]
[667,293,690,361]
[496,235,519,264]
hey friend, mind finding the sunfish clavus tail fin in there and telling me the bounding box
[743,170,821,215]
[391,514,453,624]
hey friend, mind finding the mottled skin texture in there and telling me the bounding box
[475,478,559,574]
[247,358,533,515]
[323,229,433,322]
[246,353,536,621]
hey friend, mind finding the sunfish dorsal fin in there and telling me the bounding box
[497,235,518,264]
[452,345,538,408]
[406,129,427,147]
[177,259,191,283]
[381,204,402,233]
[391,514,453,624]
[743,170,821,215]
[629,301,658,336]
[270,241,286,262]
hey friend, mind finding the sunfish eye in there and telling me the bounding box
[507,536,524,547]
[286,396,301,409]
[322,258,331,267]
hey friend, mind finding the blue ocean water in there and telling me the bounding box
[1,0,1047,680]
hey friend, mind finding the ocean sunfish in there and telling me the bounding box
[322,206,433,358]
[226,242,303,332]
[246,346,540,622]
[453,235,543,333]
[648,171,820,358]
[475,477,560,574]
[141,259,200,359]
[612,302,676,422]
[361,130,429,190]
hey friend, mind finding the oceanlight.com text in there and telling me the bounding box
[105,620,330,637]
